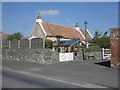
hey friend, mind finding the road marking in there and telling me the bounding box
[3,67,108,88]
[29,68,43,71]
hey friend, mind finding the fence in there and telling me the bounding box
[2,38,43,49]
[102,48,111,60]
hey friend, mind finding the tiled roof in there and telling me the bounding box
[42,22,85,40]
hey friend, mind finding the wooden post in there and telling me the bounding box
[29,39,31,49]
[18,40,20,48]
[8,41,11,49]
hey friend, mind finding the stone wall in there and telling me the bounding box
[74,51,83,61]
[2,38,58,64]
[3,49,102,63]
[73,51,102,61]
[89,52,102,60]
[2,48,59,64]
[2,48,102,64]
[2,38,103,64]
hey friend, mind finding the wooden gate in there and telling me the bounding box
[102,48,111,60]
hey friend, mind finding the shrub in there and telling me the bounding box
[45,39,53,49]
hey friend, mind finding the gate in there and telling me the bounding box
[102,48,111,60]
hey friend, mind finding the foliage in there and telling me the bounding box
[102,31,108,38]
[87,43,100,52]
[90,37,110,49]
[94,30,102,39]
[89,30,110,50]
[7,32,23,40]
[45,39,53,49]
[94,30,109,38]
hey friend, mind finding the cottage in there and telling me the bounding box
[30,12,93,52]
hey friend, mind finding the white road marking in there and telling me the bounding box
[3,67,108,88]
[29,68,43,71]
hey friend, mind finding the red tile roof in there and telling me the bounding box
[42,22,85,40]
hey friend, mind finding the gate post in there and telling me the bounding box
[110,28,120,67]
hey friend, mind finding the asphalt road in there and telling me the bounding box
[2,59,119,89]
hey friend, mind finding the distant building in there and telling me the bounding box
[0,32,10,41]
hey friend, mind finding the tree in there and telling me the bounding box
[89,31,110,49]
[94,30,102,39]
[7,32,23,40]
[102,31,109,38]
[45,39,53,49]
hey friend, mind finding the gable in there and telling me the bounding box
[30,22,45,39]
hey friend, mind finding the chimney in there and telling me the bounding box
[75,23,80,31]
[36,12,42,23]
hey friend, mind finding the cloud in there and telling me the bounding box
[40,9,60,16]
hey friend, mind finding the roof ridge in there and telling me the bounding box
[43,21,76,30]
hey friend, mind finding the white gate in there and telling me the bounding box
[59,53,73,62]
[102,48,111,60]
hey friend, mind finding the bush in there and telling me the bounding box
[90,37,110,49]
[7,32,23,40]
[88,43,100,52]
[45,39,53,49]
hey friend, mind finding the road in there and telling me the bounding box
[2,59,119,89]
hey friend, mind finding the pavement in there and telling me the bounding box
[2,59,119,89]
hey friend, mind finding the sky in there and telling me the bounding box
[2,2,118,37]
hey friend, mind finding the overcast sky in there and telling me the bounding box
[2,2,118,37]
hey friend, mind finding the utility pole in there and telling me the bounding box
[84,21,88,60]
